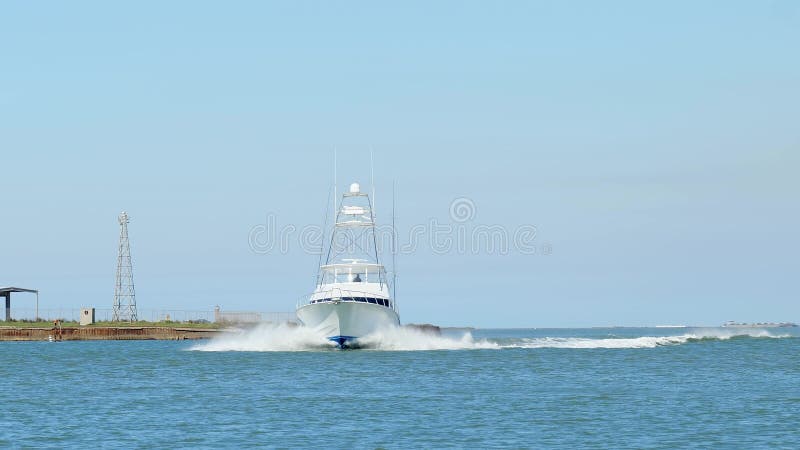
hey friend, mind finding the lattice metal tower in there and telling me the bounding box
[112,211,138,322]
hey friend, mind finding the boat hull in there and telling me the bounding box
[296,301,400,347]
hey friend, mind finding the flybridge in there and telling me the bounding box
[318,262,387,287]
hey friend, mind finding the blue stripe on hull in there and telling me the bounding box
[328,335,357,348]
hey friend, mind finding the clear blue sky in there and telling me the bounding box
[1,1,798,327]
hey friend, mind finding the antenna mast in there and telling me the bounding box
[392,181,397,301]
[333,147,337,215]
[112,211,138,322]
[370,147,375,216]
[315,185,333,287]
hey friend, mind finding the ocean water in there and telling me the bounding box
[1,326,798,448]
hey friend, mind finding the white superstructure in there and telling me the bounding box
[296,181,400,347]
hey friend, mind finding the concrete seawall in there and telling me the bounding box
[0,326,221,341]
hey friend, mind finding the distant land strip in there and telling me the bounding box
[0,326,222,341]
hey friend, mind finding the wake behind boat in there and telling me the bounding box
[296,182,400,347]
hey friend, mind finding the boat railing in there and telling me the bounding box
[295,287,398,313]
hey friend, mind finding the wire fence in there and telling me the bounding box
[4,308,297,324]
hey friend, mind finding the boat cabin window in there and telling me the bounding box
[319,266,385,284]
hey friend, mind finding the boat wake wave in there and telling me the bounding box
[189,324,497,352]
[191,323,335,352]
[502,329,792,349]
[189,325,792,352]
[355,327,500,350]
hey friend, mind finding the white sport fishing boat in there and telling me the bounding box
[296,181,400,347]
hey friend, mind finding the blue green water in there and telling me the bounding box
[1,327,798,448]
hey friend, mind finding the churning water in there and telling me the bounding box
[192,323,791,351]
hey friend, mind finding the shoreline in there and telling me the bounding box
[0,326,223,341]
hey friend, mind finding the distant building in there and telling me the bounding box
[214,306,261,324]
[212,306,297,324]
[1,287,39,321]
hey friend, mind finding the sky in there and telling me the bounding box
[1,1,798,327]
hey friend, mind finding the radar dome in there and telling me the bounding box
[349,183,360,193]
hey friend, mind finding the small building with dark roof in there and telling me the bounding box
[0,287,39,321]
